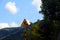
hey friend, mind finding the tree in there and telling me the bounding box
[39,0,60,40]
[22,0,60,40]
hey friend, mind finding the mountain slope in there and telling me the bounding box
[0,26,29,40]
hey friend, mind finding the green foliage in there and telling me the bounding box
[40,0,60,40]
[21,20,41,40]
[22,0,60,40]
[41,0,60,20]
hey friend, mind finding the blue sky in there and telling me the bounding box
[0,0,43,28]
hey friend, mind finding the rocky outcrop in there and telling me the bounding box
[21,19,30,26]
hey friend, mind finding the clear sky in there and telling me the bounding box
[0,0,43,28]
